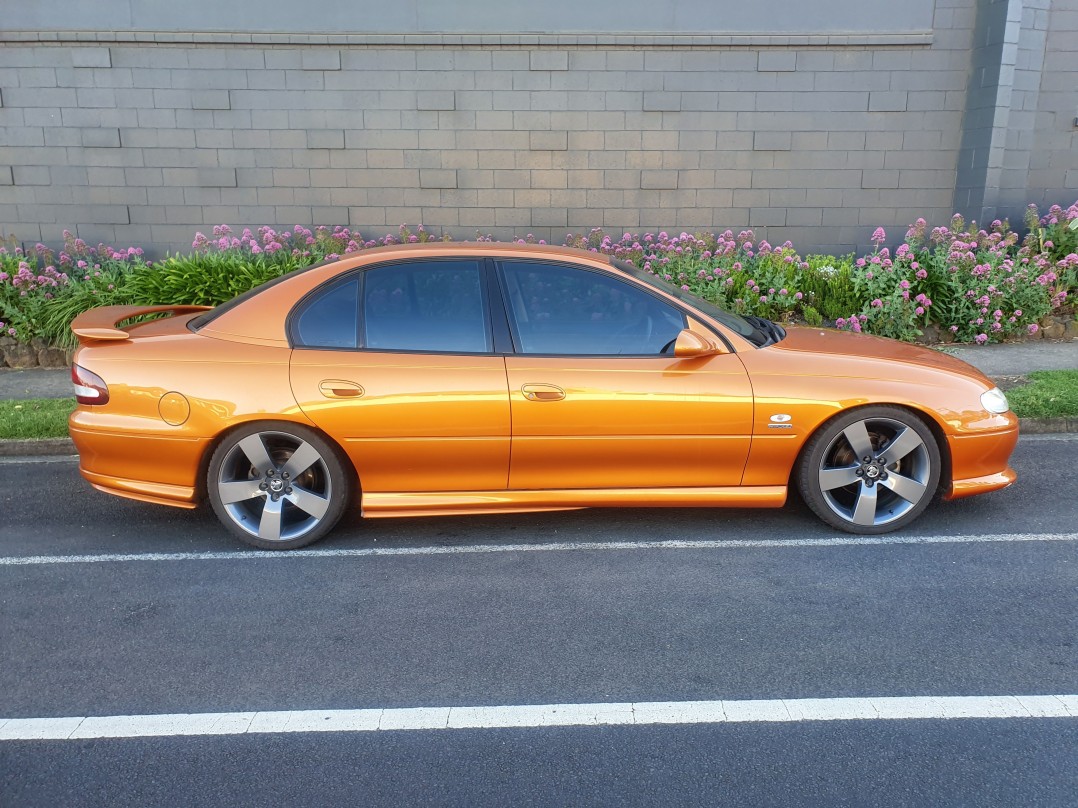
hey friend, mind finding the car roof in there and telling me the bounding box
[334,241,611,260]
[196,242,622,346]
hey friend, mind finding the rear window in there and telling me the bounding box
[188,260,334,332]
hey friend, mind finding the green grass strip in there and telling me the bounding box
[1007,370,1078,419]
[0,397,76,440]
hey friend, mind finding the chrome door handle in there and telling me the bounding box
[521,383,565,401]
[319,380,364,398]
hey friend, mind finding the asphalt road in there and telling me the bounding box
[2,436,1077,806]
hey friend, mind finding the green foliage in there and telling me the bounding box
[1007,370,1078,419]
[1,209,1076,351]
[801,305,823,327]
[125,251,307,307]
[0,398,76,440]
[799,256,861,320]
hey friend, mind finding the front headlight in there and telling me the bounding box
[980,387,1010,414]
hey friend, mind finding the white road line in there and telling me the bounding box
[1,531,1076,567]
[1,695,1075,741]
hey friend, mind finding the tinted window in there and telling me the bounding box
[500,262,685,355]
[363,260,490,353]
[295,278,359,349]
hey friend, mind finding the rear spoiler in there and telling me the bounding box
[71,304,213,342]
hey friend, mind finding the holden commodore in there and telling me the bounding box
[69,243,1018,549]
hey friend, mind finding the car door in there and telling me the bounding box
[497,259,753,490]
[289,258,511,493]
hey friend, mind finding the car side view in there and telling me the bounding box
[69,243,1019,549]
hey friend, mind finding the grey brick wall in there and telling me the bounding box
[0,0,1074,255]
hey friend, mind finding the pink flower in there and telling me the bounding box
[871,298,883,308]
[974,333,988,344]
[915,306,924,315]
[871,227,886,244]
[1028,323,1039,334]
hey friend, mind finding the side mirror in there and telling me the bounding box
[673,329,724,358]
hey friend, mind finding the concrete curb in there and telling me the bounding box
[0,438,78,456]
[2,418,1075,458]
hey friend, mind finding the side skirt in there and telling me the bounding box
[361,486,787,519]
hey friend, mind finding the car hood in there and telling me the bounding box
[767,326,992,384]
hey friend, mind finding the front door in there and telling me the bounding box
[289,258,510,493]
[498,260,753,490]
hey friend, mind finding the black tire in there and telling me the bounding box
[207,421,351,550]
[797,405,941,535]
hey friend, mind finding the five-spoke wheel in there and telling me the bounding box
[207,423,350,549]
[798,406,941,534]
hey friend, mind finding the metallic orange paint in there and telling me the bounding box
[68,243,1018,528]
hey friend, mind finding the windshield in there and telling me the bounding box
[609,258,773,346]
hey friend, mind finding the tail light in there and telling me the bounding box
[72,363,110,405]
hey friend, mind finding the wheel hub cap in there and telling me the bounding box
[268,477,285,493]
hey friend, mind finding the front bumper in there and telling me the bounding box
[944,419,1020,501]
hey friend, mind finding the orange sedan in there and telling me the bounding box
[69,243,1018,549]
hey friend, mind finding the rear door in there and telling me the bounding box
[289,258,511,493]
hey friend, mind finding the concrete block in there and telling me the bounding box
[529,130,568,151]
[757,51,796,72]
[191,90,231,110]
[0,166,12,186]
[641,170,678,190]
[420,169,457,189]
[531,169,567,189]
[70,203,130,224]
[862,170,900,189]
[199,168,237,187]
[12,166,50,185]
[753,131,792,151]
[643,92,680,112]
[530,51,569,71]
[81,127,121,148]
[532,207,568,227]
[305,129,345,150]
[417,91,455,111]
[301,49,341,71]
[71,48,112,69]
[869,91,908,112]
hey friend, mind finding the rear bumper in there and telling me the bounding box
[82,470,199,509]
[70,422,208,508]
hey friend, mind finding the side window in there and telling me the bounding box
[363,260,490,353]
[295,277,359,349]
[500,262,686,355]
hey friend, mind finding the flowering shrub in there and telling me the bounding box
[562,228,822,322]
[1,202,1075,351]
[0,231,145,346]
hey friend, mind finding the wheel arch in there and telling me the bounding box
[194,416,361,505]
[791,402,952,495]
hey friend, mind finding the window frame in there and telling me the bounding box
[494,259,690,358]
[287,257,497,356]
